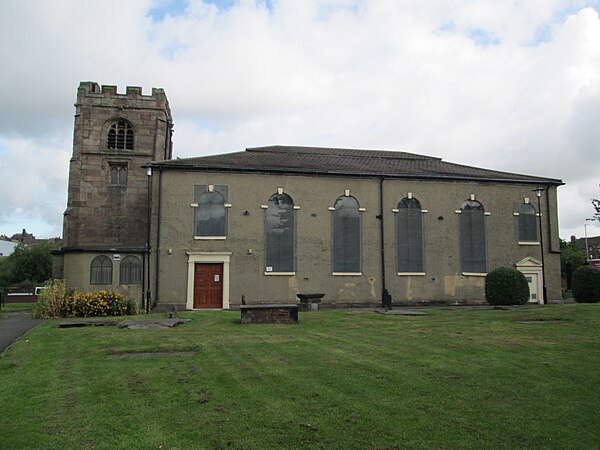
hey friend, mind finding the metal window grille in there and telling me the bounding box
[195,191,226,236]
[90,255,112,285]
[460,200,487,273]
[265,193,295,272]
[396,197,424,272]
[119,256,142,284]
[518,203,538,241]
[332,196,361,272]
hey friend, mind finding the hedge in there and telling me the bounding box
[572,265,600,303]
[485,267,530,306]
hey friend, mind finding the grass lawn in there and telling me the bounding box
[0,301,36,314]
[0,304,599,449]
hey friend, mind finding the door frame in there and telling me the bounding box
[516,256,543,304]
[187,252,231,310]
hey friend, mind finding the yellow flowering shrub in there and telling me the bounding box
[63,290,129,317]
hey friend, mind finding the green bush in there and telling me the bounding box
[63,290,129,317]
[572,265,600,303]
[33,279,66,319]
[485,267,530,306]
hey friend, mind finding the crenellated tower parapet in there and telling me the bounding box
[76,82,171,118]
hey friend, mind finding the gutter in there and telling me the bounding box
[547,187,562,254]
[53,246,147,254]
[379,177,392,309]
[153,167,163,310]
[149,163,564,186]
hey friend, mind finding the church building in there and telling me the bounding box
[53,82,564,310]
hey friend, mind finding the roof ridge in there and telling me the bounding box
[245,145,442,161]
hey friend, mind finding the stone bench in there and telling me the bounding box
[240,304,299,324]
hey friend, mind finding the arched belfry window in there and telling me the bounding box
[396,197,424,273]
[332,195,361,273]
[460,199,487,273]
[265,192,296,273]
[518,203,538,242]
[107,119,134,150]
[90,255,112,285]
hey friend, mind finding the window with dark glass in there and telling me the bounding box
[110,164,127,185]
[396,197,424,272]
[332,196,361,273]
[119,256,141,285]
[107,120,134,150]
[265,193,295,273]
[518,203,538,242]
[90,255,112,285]
[460,200,487,273]
[195,191,227,237]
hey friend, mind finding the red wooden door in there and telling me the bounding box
[193,263,223,308]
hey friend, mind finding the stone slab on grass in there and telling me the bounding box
[58,318,191,329]
[58,320,119,328]
[375,310,429,316]
[119,318,191,329]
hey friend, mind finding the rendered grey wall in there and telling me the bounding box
[151,170,561,310]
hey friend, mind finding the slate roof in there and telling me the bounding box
[152,145,563,185]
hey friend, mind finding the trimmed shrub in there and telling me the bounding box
[485,267,530,306]
[33,279,66,319]
[572,265,600,303]
[63,290,129,317]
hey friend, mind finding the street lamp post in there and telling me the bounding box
[584,218,596,261]
[584,222,590,262]
[533,187,547,304]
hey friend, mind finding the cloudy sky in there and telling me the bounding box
[1,0,599,241]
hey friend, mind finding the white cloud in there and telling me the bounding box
[0,0,599,240]
[0,134,70,237]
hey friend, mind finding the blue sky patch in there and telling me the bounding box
[467,28,500,46]
[160,41,190,59]
[148,0,274,21]
[148,0,188,22]
[437,20,456,33]
[531,23,554,45]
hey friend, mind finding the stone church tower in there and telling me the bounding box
[54,82,172,303]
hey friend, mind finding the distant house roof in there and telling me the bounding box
[152,145,563,185]
[0,240,18,257]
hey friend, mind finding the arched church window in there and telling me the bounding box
[196,191,227,237]
[120,256,142,285]
[90,255,112,285]
[396,197,424,273]
[332,195,361,273]
[460,199,487,273]
[265,192,296,273]
[518,203,538,242]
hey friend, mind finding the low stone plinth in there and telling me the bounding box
[240,304,299,324]
[297,293,324,311]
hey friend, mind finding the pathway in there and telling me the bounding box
[0,311,42,354]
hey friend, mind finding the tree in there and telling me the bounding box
[0,241,58,291]
[560,239,586,290]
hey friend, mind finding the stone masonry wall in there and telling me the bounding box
[63,82,172,250]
